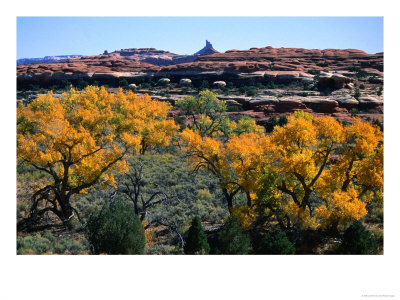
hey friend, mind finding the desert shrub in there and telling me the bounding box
[226,82,235,89]
[289,81,304,88]
[17,232,90,254]
[278,115,288,127]
[252,228,295,254]
[370,227,384,249]
[342,121,351,128]
[74,192,106,220]
[238,86,247,94]
[246,87,257,97]
[359,84,366,90]
[369,76,383,84]
[248,79,256,87]
[58,238,89,254]
[221,87,231,95]
[27,84,40,91]
[256,82,265,89]
[181,87,189,94]
[126,85,137,92]
[17,233,53,254]
[140,82,152,89]
[192,189,227,224]
[265,116,278,132]
[364,205,384,224]
[238,85,258,96]
[76,80,89,90]
[126,153,228,229]
[307,70,321,76]
[377,87,383,96]
[199,80,210,91]
[184,216,210,254]
[157,78,170,87]
[86,199,145,254]
[60,80,71,89]
[159,90,170,97]
[339,220,378,254]
[353,89,361,99]
[174,116,187,130]
[264,115,288,131]
[145,245,183,255]
[217,215,250,254]
[299,92,309,97]
[265,81,276,89]
[119,79,129,87]
[348,66,361,73]
[350,108,360,117]
[227,105,244,112]
[17,201,30,219]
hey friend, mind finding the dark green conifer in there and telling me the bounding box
[184,216,210,254]
[86,199,145,254]
[339,220,378,254]
[253,228,295,254]
[218,215,250,254]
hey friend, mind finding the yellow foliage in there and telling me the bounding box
[181,111,383,231]
[346,117,383,156]
[231,116,265,136]
[258,112,382,230]
[142,222,155,248]
[314,187,367,230]
[17,86,177,206]
[180,128,267,197]
[226,133,265,192]
[282,201,319,230]
[230,205,257,231]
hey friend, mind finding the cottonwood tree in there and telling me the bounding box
[178,91,264,210]
[176,89,229,137]
[180,109,383,232]
[179,128,265,210]
[258,111,383,231]
[17,86,178,230]
[176,89,263,138]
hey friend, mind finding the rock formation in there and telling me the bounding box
[17,55,83,66]
[160,47,382,75]
[179,78,192,86]
[16,44,383,124]
[194,40,218,56]
[17,46,383,86]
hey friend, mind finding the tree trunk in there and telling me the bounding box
[57,194,74,230]
[328,220,340,236]
[222,188,233,210]
[246,191,252,207]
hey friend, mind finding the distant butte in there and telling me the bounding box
[194,40,218,56]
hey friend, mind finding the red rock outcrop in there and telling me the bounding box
[17,54,160,74]
[160,47,383,74]
[17,46,383,78]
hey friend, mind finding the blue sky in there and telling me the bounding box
[17,17,383,59]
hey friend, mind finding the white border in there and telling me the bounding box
[1,1,399,300]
